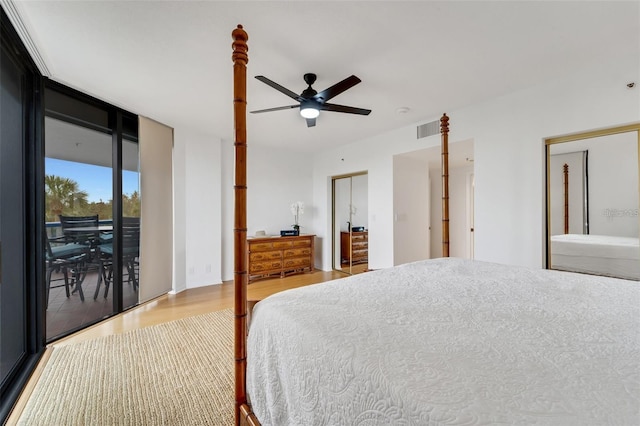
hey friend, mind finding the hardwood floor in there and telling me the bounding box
[55,268,348,346]
[6,268,350,424]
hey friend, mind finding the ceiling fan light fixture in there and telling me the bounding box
[252,74,371,126]
[300,105,320,119]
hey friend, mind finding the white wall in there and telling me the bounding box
[221,138,234,284]
[221,142,314,281]
[350,174,368,231]
[587,133,638,237]
[175,127,223,289]
[312,56,639,271]
[334,177,351,233]
[246,145,314,235]
[393,154,429,265]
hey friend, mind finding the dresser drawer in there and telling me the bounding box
[249,250,281,261]
[272,240,294,249]
[292,238,311,247]
[250,260,282,273]
[283,247,312,258]
[352,249,368,259]
[249,241,273,251]
[282,257,311,268]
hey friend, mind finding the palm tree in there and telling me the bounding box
[44,175,89,221]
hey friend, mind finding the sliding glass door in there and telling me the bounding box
[43,81,140,342]
[122,139,140,311]
[1,29,28,398]
[44,117,116,339]
[1,7,146,420]
[0,7,43,420]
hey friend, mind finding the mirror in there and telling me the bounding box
[332,173,368,275]
[546,124,639,280]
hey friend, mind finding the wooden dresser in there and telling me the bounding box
[341,231,368,265]
[247,234,315,283]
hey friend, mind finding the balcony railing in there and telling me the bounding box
[46,219,114,238]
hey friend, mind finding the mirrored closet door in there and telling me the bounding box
[545,123,640,281]
[332,172,368,275]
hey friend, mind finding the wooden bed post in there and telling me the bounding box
[441,113,450,257]
[563,163,569,234]
[232,24,249,425]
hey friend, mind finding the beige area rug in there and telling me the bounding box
[18,309,234,425]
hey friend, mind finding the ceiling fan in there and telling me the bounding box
[250,73,372,127]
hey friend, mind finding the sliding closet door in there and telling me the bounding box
[332,172,368,275]
[333,176,352,273]
[138,116,173,302]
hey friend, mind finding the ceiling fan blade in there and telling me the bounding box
[255,76,301,101]
[250,105,299,114]
[315,75,361,102]
[321,103,371,115]
[306,118,316,127]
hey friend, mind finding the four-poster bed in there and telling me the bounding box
[233,26,639,426]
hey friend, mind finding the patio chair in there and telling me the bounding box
[45,234,91,307]
[59,214,100,246]
[95,217,140,300]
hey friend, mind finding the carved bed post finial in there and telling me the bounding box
[232,25,248,67]
[441,113,450,257]
[232,24,249,425]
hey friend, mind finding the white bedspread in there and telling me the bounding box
[551,234,640,280]
[246,258,639,425]
[551,234,639,259]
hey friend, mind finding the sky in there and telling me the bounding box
[46,158,139,202]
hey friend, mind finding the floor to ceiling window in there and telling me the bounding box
[0,7,43,421]
[44,82,139,342]
[1,6,145,421]
[44,118,118,339]
[121,139,140,311]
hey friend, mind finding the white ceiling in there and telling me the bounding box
[12,1,639,154]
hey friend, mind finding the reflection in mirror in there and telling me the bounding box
[546,125,639,280]
[332,173,368,275]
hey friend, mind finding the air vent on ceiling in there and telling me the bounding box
[417,120,439,139]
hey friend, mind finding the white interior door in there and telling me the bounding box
[468,172,475,259]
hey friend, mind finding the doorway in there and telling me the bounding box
[332,172,368,274]
[393,139,474,260]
